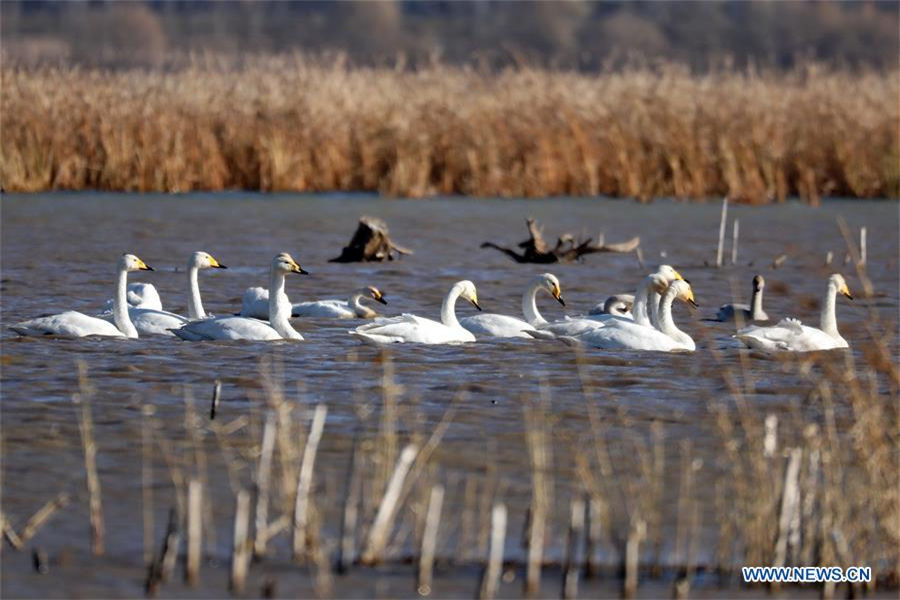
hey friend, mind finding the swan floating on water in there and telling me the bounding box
[101,251,227,336]
[240,286,387,319]
[588,294,634,318]
[735,274,852,352]
[101,282,163,312]
[172,253,308,341]
[351,280,481,344]
[716,275,768,322]
[568,278,698,352]
[10,254,153,338]
[460,273,564,338]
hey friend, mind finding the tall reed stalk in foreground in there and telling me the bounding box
[2,57,897,201]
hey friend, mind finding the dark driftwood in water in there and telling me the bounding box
[330,216,413,263]
[481,218,640,264]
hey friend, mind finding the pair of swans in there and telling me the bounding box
[172,253,308,341]
[735,274,852,352]
[11,254,155,338]
[716,275,769,322]
[240,286,387,319]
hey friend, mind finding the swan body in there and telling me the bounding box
[351,280,481,344]
[460,273,564,338]
[100,251,227,336]
[101,282,162,312]
[241,286,386,319]
[588,294,634,318]
[172,253,308,341]
[572,279,697,352]
[11,254,153,338]
[735,274,852,352]
[717,275,768,322]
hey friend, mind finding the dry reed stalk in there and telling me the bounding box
[337,439,362,573]
[230,489,251,594]
[2,513,24,550]
[254,410,277,558]
[716,197,728,267]
[458,475,477,563]
[478,502,507,600]
[524,398,551,598]
[185,479,202,586]
[562,497,585,599]
[623,515,646,599]
[17,492,70,546]
[360,443,418,565]
[292,403,327,562]
[416,484,444,597]
[859,226,867,266]
[73,381,104,556]
[210,379,221,420]
[731,218,740,265]
[141,404,155,566]
[145,506,180,594]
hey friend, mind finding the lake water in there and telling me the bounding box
[1,194,897,598]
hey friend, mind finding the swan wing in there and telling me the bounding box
[574,321,683,351]
[460,313,535,338]
[11,311,126,338]
[292,300,353,318]
[539,317,605,338]
[101,308,188,336]
[351,313,474,344]
[239,287,270,319]
[101,282,164,313]
[736,320,845,352]
[172,316,282,341]
[716,303,750,322]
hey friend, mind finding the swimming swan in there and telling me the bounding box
[351,280,481,344]
[101,282,163,312]
[716,275,768,322]
[459,273,564,338]
[588,294,634,318]
[102,251,227,336]
[735,274,852,352]
[11,254,153,338]
[570,279,698,352]
[241,286,387,319]
[171,253,308,341]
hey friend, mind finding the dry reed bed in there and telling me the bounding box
[2,57,898,201]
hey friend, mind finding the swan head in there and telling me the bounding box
[455,280,482,311]
[670,279,698,308]
[366,286,388,305]
[538,273,565,306]
[190,251,227,270]
[753,275,765,291]
[120,253,153,272]
[829,273,853,300]
[603,294,634,315]
[273,252,309,275]
[655,264,684,283]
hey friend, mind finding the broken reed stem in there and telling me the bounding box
[292,403,328,562]
[254,410,277,558]
[142,404,155,566]
[774,448,802,569]
[859,226,867,266]
[210,379,221,420]
[623,515,646,599]
[230,489,251,595]
[417,484,445,597]
[479,503,507,600]
[185,479,202,586]
[16,492,71,546]
[73,390,104,556]
[716,197,728,267]
[2,513,25,550]
[337,440,362,573]
[360,443,419,565]
[731,218,739,265]
[524,401,550,599]
[562,498,585,600]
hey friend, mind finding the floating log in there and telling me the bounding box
[330,216,413,263]
[481,218,639,264]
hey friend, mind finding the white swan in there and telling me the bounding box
[241,286,387,319]
[172,253,308,341]
[351,280,481,344]
[10,254,153,338]
[101,282,162,312]
[459,273,564,338]
[588,294,634,318]
[735,274,852,352]
[716,275,768,322]
[101,251,227,336]
[570,279,698,352]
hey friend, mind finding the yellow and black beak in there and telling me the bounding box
[375,294,388,305]
[291,263,309,275]
[210,256,227,269]
[470,299,483,311]
[553,287,566,307]
[137,258,154,271]
[673,269,685,281]
[841,287,853,301]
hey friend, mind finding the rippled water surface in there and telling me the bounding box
[1,194,897,598]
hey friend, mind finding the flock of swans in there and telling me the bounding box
[9,251,855,353]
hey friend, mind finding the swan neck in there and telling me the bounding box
[269,269,301,339]
[522,280,547,326]
[649,290,662,330]
[820,282,840,338]
[441,285,463,329]
[349,293,366,316]
[750,286,764,320]
[114,267,138,338]
[187,265,205,319]
[632,278,652,326]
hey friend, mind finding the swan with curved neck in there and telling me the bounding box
[588,294,634,317]
[570,279,698,351]
[11,254,153,338]
[103,251,226,336]
[351,280,481,344]
[172,253,308,341]
[240,286,387,319]
[717,275,768,322]
[460,274,564,338]
[736,274,852,352]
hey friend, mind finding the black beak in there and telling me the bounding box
[216,264,228,269]
[845,293,853,301]
[376,296,388,305]
[471,300,483,311]
[556,295,566,307]
[297,267,310,275]
[143,265,154,271]
[688,299,699,308]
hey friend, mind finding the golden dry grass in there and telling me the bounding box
[2,56,898,201]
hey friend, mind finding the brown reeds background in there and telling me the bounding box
[2,56,898,202]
